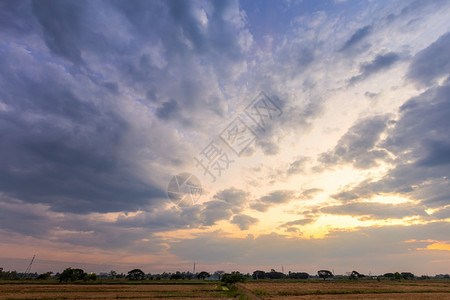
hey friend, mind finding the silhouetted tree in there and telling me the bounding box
[401,272,414,280]
[170,272,182,280]
[109,270,117,279]
[37,272,53,280]
[214,270,225,280]
[266,269,285,279]
[317,270,333,280]
[0,268,19,280]
[221,272,246,285]
[252,270,266,280]
[288,272,309,279]
[350,270,364,280]
[127,269,145,281]
[59,268,86,282]
[197,271,209,280]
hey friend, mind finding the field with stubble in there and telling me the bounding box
[1,280,450,299]
[242,280,450,299]
[0,282,234,300]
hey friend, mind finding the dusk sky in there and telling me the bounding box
[1,0,450,276]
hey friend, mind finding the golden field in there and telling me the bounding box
[1,280,450,299]
[242,280,450,299]
[0,282,231,299]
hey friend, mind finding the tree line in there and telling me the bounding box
[1,266,448,282]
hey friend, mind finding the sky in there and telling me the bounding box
[0,0,450,276]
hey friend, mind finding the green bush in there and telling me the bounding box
[221,271,246,285]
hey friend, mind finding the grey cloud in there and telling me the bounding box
[0,58,166,213]
[365,91,378,98]
[169,222,450,271]
[0,0,255,216]
[252,94,323,159]
[349,52,401,84]
[230,214,258,230]
[407,31,450,87]
[287,157,308,175]
[280,218,315,228]
[32,0,86,64]
[277,47,315,78]
[156,99,181,121]
[300,188,323,199]
[202,200,234,226]
[340,25,372,52]
[332,80,450,208]
[385,0,448,26]
[177,188,251,227]
[29,0,247,127]
[115,206,202,230]
[0,197,170,252]
[318,114,392,169]
[432,206,450,219]
[256,140,280,156]
[249,202,270,212]
[251,190,296,212]
[260,190,295,204]
[213,187,249,211]
[0,0,36,35]
[321,202,428,220]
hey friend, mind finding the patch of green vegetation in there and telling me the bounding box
[253,289,268,295]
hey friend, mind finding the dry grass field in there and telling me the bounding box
[243,280,450,299]
[0,282,233,299]
[1,280,450,299]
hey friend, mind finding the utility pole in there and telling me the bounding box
[193,262,196,274]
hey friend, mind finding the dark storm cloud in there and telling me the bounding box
[407,31,450,87]
[349,52,401,84]
[340,25,372,52]
[332,79,450,208]
[156,99,181,121]
[0,0,36,34]
[0,53,165,213]
[318,114,392,169]
[29,0,249,125]
[0,0,254,216]
[32,0,86,64]
[108,0,250,122]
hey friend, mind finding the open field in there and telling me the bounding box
[0,282,234,300]
[242,280,450,299]
[1,280,450,299]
